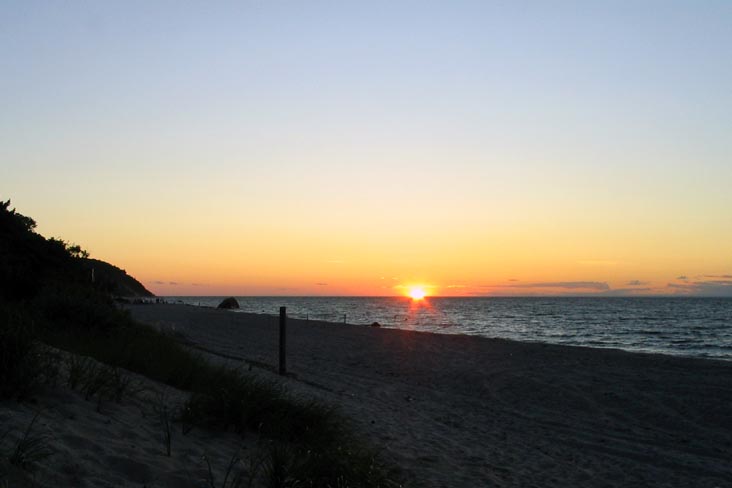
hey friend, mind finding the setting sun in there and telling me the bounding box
[409,287,427,300]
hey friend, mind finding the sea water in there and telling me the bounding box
[165,297,732,360]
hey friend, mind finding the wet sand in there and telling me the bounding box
[130,304,732,487]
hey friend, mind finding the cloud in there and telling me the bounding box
[191,283,204,286]
[601,287,652,296]
[315,282,328,286]
[703,274,732,279]
[668,283,692,289]
[626,280,649,286]
[667,280,732,296]
[506,281,610,291]
[152,280,178,286]
[676,275,688,281]
[470,281,614,296]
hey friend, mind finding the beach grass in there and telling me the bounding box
[0,305,58,401]
[203,447,255,488]
[8,413,53,471]
[64,354,138,412]
[153,391,174,457]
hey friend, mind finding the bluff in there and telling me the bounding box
[80,259,153,298]
[0,199,152,301]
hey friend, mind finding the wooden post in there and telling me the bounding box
[279,307,287,376]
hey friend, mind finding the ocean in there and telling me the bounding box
[165,296,732,360]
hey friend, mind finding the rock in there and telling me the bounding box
[370,321,381,327]
[217,297,239,309]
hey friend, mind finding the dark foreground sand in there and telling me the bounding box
[130,304,732,488]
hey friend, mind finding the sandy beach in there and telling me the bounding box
[128,304,732,487]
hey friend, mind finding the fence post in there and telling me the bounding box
[279,307,287,376]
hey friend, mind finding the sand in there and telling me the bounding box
[0,350,253,488]
[3,304,730,487]
[124,304,732,488]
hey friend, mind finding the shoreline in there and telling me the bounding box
[129,303,732,487]
[133,299,732,363]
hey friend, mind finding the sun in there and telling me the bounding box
[408,287,426,300]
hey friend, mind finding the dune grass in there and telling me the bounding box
[0,304,59,401]
[63,355,138,413]
[0,307,39,400]
[203,446,259,488]
[153,391,174,457]
[8,413,53,471]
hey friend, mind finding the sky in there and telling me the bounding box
[2,1,731,296]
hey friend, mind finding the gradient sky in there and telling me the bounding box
[2,1,731,296]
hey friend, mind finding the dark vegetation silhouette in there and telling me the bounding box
[0,200,400,487]
[0,199,151,302]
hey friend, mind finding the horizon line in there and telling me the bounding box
[153,294,732,299]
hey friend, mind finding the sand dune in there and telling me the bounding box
[129,304,732,487]
[0,350,251,488]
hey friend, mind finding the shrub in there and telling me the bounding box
[33,283,127,333]
[0,305,45,400]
